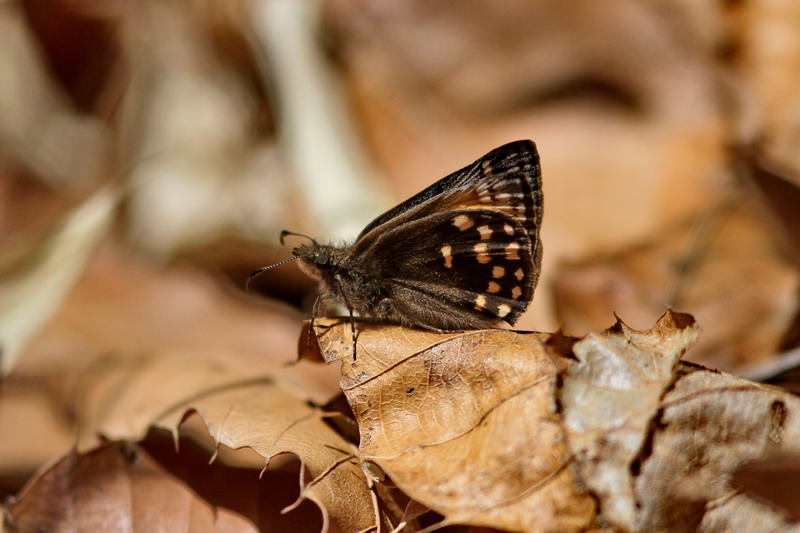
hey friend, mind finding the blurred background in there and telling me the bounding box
[2,0,800,511]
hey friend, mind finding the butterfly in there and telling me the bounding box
[249,140,543,345]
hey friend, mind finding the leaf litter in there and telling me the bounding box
[5,442,258,533]
[6,308,800,532]
[63,352,380,532]
[313,310,800,532]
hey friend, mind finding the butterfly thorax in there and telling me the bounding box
[293,242,388,317]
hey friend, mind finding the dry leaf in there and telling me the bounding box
[553,198,799,371]
[0,384,74,480]
[4,442,256,533]
[0,189,117,375]
[734,144,800,264]
[315,311,800,531]
[558,311,800,531]
[69,352,377,533]
[632,365,800,531]
[315,322,596,532]
[557,311,699,530]
[251,0,390,241]
[15,240,340,406]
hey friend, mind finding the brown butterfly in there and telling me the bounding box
[249,140,543,344]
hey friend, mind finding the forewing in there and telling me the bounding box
[353,209,536,328]
[355,140,543,296]
[357,140,542,240]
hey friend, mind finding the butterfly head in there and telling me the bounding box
[292,242,345,281]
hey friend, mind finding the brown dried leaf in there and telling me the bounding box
[553,198,800,371]
[734,145,800,265]
[315,322,596,532]
[558,310,800,531]
[20,243,336,405]
[73,353,376,533]
[634,365,800,532]
[317,311,800,531]
[4,442,256,533]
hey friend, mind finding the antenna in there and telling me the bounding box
[280,230,317,246]
[245,256,299,290]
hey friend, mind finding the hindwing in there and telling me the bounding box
[352,208,535,329]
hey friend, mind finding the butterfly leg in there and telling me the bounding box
[307,297,321,348]
[308,295,336,347]
[349,307,357,361]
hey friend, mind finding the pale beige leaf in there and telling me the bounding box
[250,0,389,241]
[0,189,116,375]
[558,310,700,530]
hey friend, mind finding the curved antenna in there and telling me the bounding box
[280,230,318,246]
[245,256,299,290]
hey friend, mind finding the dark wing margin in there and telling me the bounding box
[357,140,541,239]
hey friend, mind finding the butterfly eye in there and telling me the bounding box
[315,255,329,266]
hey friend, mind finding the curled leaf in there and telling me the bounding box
[558,310,700,529]
[74,353,377,533]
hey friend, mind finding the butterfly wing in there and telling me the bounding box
[346,140,543,329]
[358,139,542,242]
[349,208,536,329]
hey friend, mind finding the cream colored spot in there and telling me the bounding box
[474,242,491,264]
[488,281,501,293]
[481,160,493,172]
[452,214,475,231]
[474,294,487,310]
[497,304,512,318]
[441,245,453,268]
[492,266,505,278]
[477,225,492,240]
[505,242,521,260]
[511,286,522,300]
[503,224,514,236]
[515,267,524,281]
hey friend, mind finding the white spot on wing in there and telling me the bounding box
[474,242,491,264]
[477,225,492,240]
[452,214,474,231]
[441,245,453,268]
[505,242,521,260]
